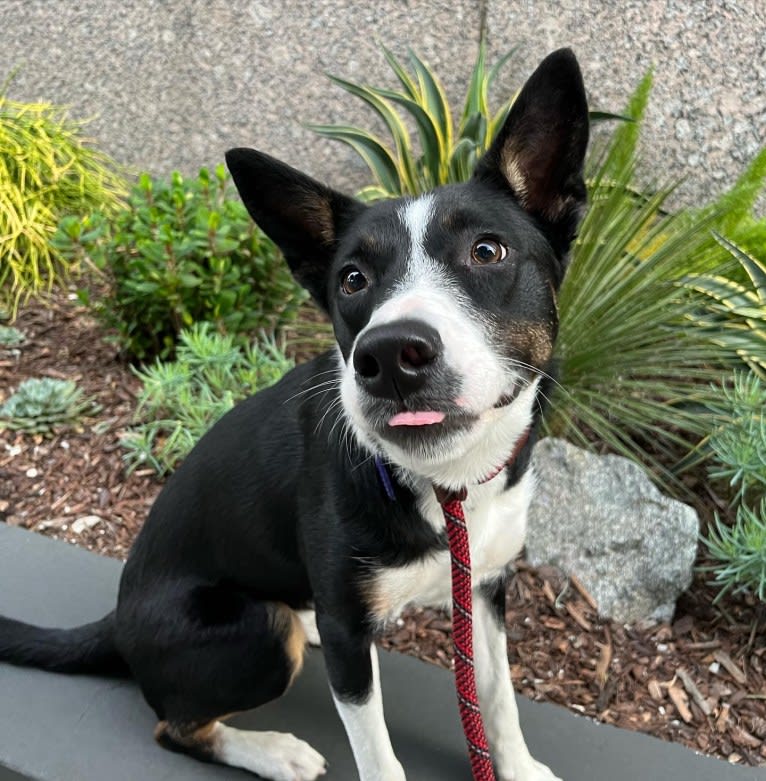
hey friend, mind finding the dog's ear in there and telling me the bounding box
[225,148,365,310]
[473,48,589,255]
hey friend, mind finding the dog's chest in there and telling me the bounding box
[367,471,532,624]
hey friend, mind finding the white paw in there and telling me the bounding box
[217,725,327,781]
[261,732,328,781]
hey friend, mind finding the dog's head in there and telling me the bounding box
[227,49,588,488]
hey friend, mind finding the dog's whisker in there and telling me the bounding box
[314,397,344,437]
[282,377,341,405]
[506,358,568,395]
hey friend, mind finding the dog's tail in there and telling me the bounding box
[0,611,129,676]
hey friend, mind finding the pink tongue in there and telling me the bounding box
[388,410,446,427]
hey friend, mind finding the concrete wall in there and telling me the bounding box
[2,0,764,207]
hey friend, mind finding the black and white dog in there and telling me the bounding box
[0,49,588,781]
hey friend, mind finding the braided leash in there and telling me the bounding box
[375,427,531,781]
[433,427,531,781]
[436,483,496,780]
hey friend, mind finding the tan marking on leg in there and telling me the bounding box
[273,604,307,686]
[154,719,221,758]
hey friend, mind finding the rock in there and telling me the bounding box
[526,438,699,623]
[70,515,103,535]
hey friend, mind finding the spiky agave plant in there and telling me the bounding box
[681,233,766,379]
[309,42,626,201]
[308,42,518,201]
[547,73,766,489]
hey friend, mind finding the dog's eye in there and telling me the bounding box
[340,267,369,295]
[470,238,507,265]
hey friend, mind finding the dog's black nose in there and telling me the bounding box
[353,320,442,400]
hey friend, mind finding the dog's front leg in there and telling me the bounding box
[318,614,406,781]
[474,583,562,781]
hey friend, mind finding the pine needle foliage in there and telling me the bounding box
[0,89,125,311]
[122,323,293,475]
[701,371,766,602]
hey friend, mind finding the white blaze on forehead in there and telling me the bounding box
[399,193,435,270]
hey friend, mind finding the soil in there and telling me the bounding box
[1,294,764,768]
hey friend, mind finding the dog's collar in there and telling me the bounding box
[374,426,532,503]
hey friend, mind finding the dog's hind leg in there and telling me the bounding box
[119,586,326,780]
[155,720,327,781]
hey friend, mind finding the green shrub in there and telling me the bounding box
[0,89,126,312]
[0,377,100,434]
[122,323,293,475]
[701,372,766,602]
[703,501,766,603]
[53,165,307,361]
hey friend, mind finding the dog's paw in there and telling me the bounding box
[261,732,327,781]
[219,728,327,781]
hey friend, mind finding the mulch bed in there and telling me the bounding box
[1,294,764,768]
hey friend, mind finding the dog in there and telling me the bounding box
[0,48,588,781]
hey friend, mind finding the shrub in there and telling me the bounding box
[122,323,293,475]
[703,502,766,603]
[701,372,766,602]
[0,89,125,312]
[53,165,307,361]
[0,377,100,434]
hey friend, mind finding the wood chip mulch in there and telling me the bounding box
[1,294,764,768]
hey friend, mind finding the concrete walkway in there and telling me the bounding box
[0,523,763,780]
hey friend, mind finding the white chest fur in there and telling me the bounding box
[367,469,534,625]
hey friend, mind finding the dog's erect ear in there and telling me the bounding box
[473,48,589,253]
[225,148,364,310]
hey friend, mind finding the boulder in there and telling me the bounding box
[525,438,699,623]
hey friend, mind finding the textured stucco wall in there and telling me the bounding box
[1,0,764,207]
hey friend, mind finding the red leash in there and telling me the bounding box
[437,485,496,780]
[434,427,531,781]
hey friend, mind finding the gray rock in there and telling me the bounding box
[526,438,699,624]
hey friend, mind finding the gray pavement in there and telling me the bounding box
[0,523,763,780]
